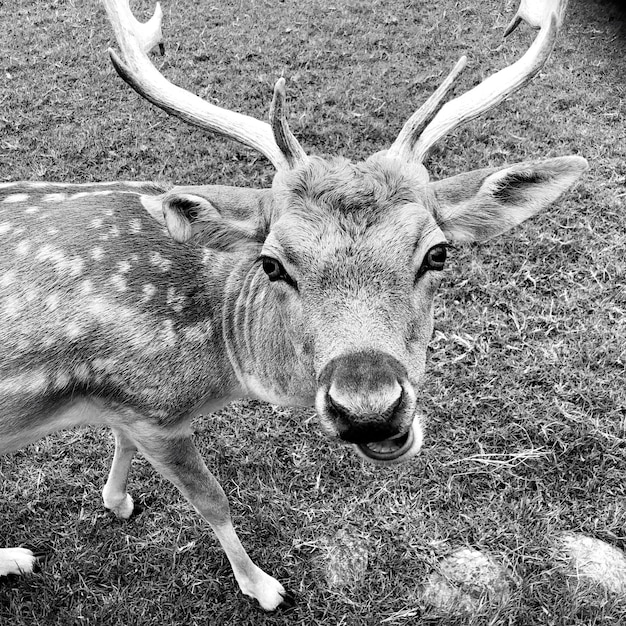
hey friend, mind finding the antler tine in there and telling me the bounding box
[386,56,468,163]
[269,78,308,170]
[102,0,301,171]
[505,0,569,36]
[391,0,567,166]
[117,0,164,54]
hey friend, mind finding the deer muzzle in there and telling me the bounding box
[316,350,423,464]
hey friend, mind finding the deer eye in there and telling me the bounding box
[260,255,298,289]
[424,244,447,271]
[416,244,447,281]
[261,256,283,280]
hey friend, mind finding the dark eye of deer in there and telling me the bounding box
[261,256,284,281]
[425,244,447,270]
[260,256,298,290]
[416,244,447,281]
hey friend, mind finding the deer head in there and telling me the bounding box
[102,0,586,465]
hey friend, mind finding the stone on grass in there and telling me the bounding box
[318,527,369,589]
[557,532,626,595]
[421,548,515,615]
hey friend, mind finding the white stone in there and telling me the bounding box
[421,548,515,615]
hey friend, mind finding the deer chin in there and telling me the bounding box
[353,416,423,465]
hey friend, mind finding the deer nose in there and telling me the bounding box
[327,381,404,443]
[317,350,415,444]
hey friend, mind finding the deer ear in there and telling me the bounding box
[430,156,588,242]
[159,189,267,250]
[162,193,217,243]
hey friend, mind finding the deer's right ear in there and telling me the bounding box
[156,191,263,251]
[161,193,219,243]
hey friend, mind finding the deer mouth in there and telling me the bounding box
[353,417,422,465]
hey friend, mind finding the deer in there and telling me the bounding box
[0,0,586,611]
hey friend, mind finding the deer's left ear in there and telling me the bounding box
[429,156,588,243]
[146,186,273,250]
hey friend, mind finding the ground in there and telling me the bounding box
[0,0,625,624]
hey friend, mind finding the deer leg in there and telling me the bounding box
[128,428,289,611]
[102,427,137,519]
[0,547,37,576]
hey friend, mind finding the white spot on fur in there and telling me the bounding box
[166,286,186,313]
[15,240,32,256]
[25,206,40,214]
[149,251,172,272]
[183,325,206,342]
[35,245,83,276]
[25,289,38,303]
[43,193,67,203]
[66,322,84,340]
[160,319,177,346]
[69,258,84,277]
[3,295,22,318]
[92,357,116,372]
[0,269,17,287]
[45,293,60,311]
[55,372,71,389]
[70,190,114,200]
[88,297,107,317]
[91,217,104,229]
[0,222,12,235]
[3,193,29,203]
[81,280,94,295]
[91,247,105,261]
[141,284,156,303]
[74,364,90,381]
[117,261,131,274]
[0,370,48,395]
[129,219,142,233]
[109,274,127,292]
[109,224,120,238]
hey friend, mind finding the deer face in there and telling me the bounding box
[259,157,445,462]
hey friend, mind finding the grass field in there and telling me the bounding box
[1,0,625,624]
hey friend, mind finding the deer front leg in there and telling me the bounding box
[102,427,137,519]
[0,547,37,576]
[128,429,289,611]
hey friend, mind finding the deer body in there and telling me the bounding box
[1,0,587,612]
[0,182,228,437]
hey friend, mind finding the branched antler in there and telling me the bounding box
[388,0,568,166]
[102,0,307,171]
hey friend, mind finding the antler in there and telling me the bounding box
[102,0,307,171]
[387,0,568,165]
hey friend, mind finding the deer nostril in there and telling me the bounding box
[380,390,403,420]
[327,380,403,420]
[326,383,406,443]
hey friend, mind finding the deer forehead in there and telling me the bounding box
[268,156,439,255]
[265,197,442,275]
